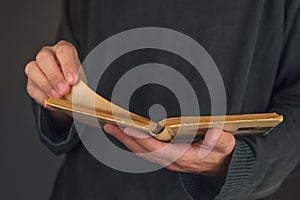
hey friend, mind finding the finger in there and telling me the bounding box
[107,125,193,168]
[25,61,61,98]
[214,130,236,154]
[103,124,147,154]
[36,47,70,96]
[124,128,193,166]
[123,128,165,151]
[55,41,80,85]
[123,127,152,139]
[199,128,222,158]
[110,126,184,166]
[26,79,49,106]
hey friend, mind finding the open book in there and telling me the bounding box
[44,81,283,142]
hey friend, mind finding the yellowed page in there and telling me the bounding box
[45,81,284,142]
[45,80,159,134]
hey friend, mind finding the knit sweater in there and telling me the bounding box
[33,0,300,199]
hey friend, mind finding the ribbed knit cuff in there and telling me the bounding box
[216,138,256,200]
[179,139,256,200]
[179,172,226,200]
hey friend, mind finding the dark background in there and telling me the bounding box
[0,0,299,199]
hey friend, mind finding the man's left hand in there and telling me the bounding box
[104,124,236,176]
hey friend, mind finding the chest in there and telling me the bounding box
[75,0,285,115]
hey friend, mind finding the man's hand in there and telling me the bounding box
[25,40,81,122]
[104,124,236,176]
[25,40,80,105]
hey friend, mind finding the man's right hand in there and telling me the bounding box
[25,40,80,106]
[25,40,81,125]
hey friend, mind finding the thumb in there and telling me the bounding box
[199,128,222,158]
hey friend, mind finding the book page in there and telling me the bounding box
[46,80,160,134]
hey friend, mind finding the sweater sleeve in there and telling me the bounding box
[33,0,81,155]
[33,102,80,155]
[179,138,256,200]
[180,1,300,200]
[247,1,300,198]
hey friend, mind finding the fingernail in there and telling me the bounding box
[57,81,68,94]
[50,89,60,98]
[66,72,74,84]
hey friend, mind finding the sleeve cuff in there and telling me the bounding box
[38,106,80,155]
[179,138,256,200]
[215,138,256,200]
[179,172,226,200]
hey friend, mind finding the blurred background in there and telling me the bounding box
[0,0,63,199]
[0,0,299,199]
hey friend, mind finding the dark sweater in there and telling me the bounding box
[34,0,300,199]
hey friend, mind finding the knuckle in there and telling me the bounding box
[56,41,75,55]
[24,61,36,75]
[36,48,51,62]
[42,46,52,51]
[57,40,70,46]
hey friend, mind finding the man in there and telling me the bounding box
[25,0,300,199]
